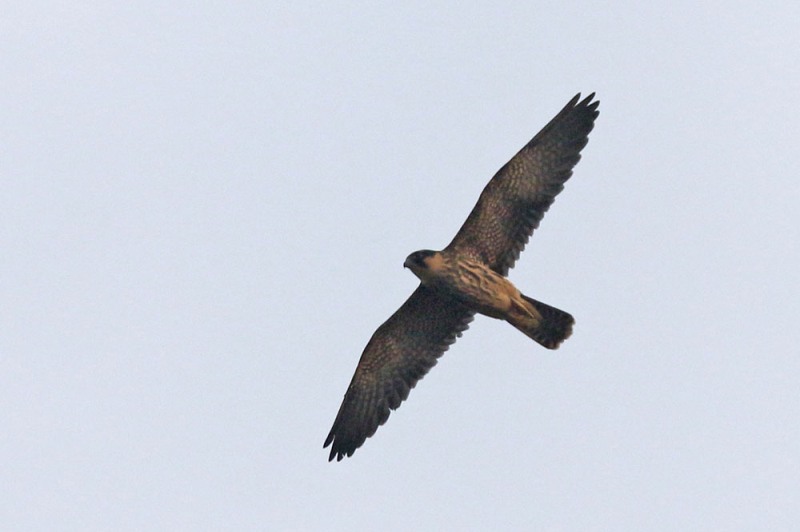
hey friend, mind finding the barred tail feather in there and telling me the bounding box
[510,295,574,349]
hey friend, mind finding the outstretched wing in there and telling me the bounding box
[324,286,474,461]
[446,93,599,275]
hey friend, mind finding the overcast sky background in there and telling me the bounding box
[2,2,799,530]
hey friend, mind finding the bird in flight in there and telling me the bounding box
[324,93,599,461]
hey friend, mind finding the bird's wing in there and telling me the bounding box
[324,286,474,461]
[445,93,599,275]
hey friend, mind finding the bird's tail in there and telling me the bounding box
[507,295,574,349]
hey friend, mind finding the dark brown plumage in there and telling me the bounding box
[446,93,599,275]
[325,93,599,461]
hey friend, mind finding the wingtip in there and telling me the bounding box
[323,430,339,461]
[561,93,600,121]
[325,445,351,462]
[324,440,340,462]
[579,92,600,112]
[573,91,598,105]
[324,430,355,462]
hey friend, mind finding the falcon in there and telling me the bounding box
[325,93,599,461]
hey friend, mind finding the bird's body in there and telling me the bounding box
[403,250,573,348]
[405,250,519,320]
[325,93,599,461]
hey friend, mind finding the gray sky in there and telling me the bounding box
[2,2,799,530]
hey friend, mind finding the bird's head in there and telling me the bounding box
[404,250,443,283]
